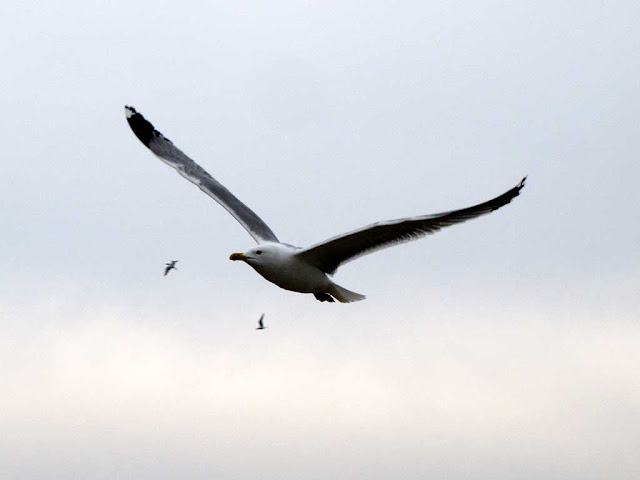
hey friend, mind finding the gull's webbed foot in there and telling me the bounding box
[314,292,335,303]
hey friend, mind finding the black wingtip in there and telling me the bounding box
[511,176,527,196]
[508,175,527,202]
[518,176,527,189]
[511,175,528,198]
[487,175,528,212]
[124,105,170,148]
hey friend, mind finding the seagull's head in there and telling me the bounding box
[229,243,287,270]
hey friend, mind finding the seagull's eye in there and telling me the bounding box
[256,250,262,255]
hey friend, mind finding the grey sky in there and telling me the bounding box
[1,1,639,478]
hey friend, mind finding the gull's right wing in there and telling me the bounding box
[124,106,279,244]
[295,177,526,275]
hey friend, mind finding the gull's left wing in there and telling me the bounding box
[124,106,279,244]
[295,177,526,275]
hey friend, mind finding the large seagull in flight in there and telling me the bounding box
[125,106,526,303]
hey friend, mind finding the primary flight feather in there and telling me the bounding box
[125,106,525,303]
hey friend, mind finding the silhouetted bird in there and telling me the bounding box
[256,313,266,330]
[164,260,178,276]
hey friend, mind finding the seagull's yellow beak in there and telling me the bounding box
[229,252,248,261]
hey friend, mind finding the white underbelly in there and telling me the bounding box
[254,260,330,293]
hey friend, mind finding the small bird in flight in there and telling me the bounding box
[126,106,526,303]
[164,260,178,276]
[256,313,266,330]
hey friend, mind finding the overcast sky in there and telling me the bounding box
[1,1,639,478]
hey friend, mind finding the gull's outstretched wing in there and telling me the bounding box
[124,106,279,244]
[295,177,526,275]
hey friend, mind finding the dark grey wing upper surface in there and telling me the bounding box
[124,106,279,244]
[295,177,526,274]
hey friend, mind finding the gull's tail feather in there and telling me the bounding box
[328,283,366,303]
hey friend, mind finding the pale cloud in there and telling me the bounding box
[1,285,639,478]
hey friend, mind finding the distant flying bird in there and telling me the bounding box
[164,260,178,276]
[256,313,266,330]
[126,106,526,303]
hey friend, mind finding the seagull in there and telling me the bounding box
[164,260,178,276]
[256,313,266,330]
[125,106,526,303]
